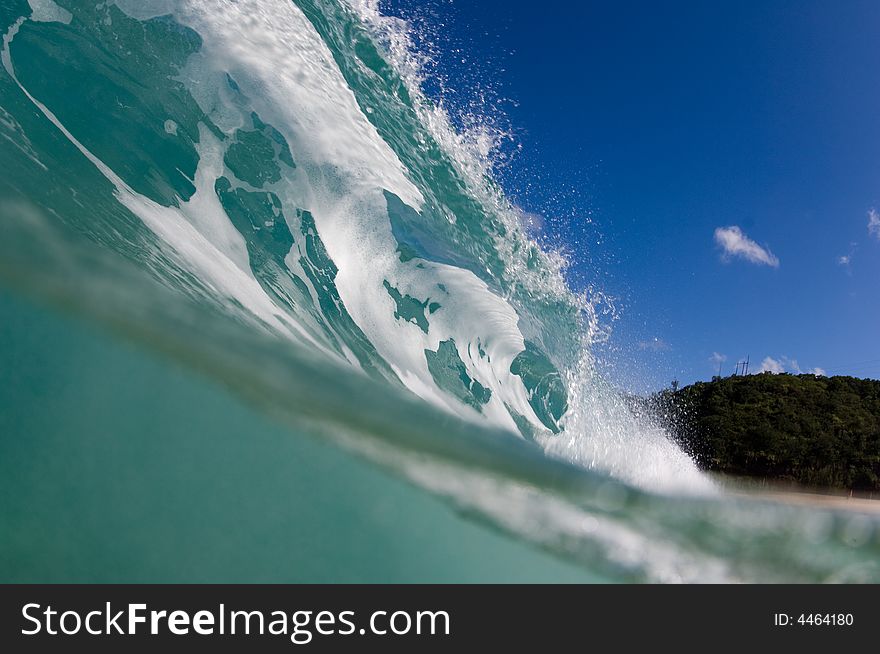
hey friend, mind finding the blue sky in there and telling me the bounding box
[383,0,880,391]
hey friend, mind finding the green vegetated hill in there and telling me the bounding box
[654,374,880,491]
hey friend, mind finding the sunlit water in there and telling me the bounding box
[0,0,878,582]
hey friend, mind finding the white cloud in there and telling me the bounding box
[837,242,858,272]
[760,356,785,373]
[714,226,780,267]
[638,337,671,352]
[757,355,823,375]
[708,351,726,367]
[869,208,880,240]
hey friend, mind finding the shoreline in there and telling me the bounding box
[760,489,880,513]
[733,486,880,514]
[714,473,880,513]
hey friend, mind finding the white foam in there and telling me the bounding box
[537,353,714,494]
[344,0,573,302]
[173,0,423,210]
[6,1,712,494]
[341,0,713,493]
[27,0,72,25]
[2,22,327,350]
[157,0,548,429]
[113,1,176,21]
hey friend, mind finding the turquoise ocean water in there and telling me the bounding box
[1,0,878,582]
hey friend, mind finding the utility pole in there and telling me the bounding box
[733,356,750,376]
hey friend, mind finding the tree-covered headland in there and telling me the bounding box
[653,373,880,491]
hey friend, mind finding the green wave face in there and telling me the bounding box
[2,0,578,436]
[1,0,878,583]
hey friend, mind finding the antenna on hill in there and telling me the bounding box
[734,357,750,376]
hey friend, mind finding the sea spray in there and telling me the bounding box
[0,0,877,581]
